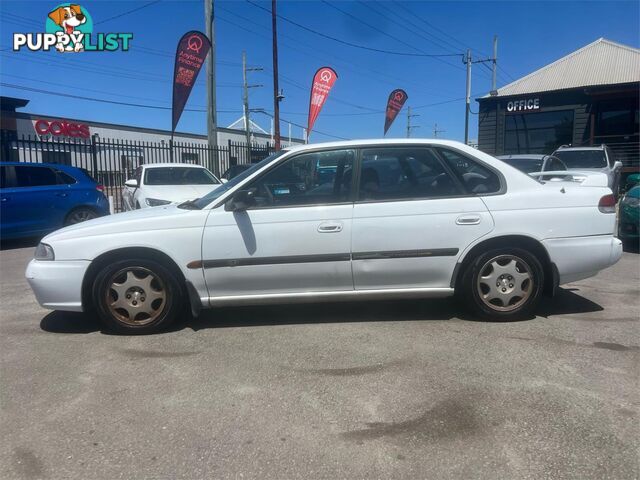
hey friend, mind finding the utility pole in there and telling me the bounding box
[271,0,281,150]
[205,0,218,174]
[242,51,263,161]
[433,123,446,138]
[406,106,420,138]
[242,51,251,151]
[464,48,471,145]
[491,35,498,94]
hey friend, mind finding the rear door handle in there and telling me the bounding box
[55,192,68,197]
[1,197,8,202]
[318,221,343,233]
[456,215,481,225]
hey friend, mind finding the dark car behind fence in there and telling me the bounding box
[1,131,275,212]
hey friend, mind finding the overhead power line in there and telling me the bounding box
[0,82,346,141]
[216,6,457,95]
[245,0,462,58]
[95,0,162,25]
[0,82,240,113]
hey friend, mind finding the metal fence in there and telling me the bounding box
[1,130,276,212]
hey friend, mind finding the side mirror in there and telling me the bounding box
[125,179,138,188]
[613,161,623,171]
[225,188,256,211]
[220,178,228,184]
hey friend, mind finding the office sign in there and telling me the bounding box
[506,98,540,112]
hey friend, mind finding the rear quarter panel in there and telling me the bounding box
[480,184,615,240]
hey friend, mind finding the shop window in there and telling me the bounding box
[504,110,573,154]
[596,99,639,138]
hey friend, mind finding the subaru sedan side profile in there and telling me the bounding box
[26,139,622,334]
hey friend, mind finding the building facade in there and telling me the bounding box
[477,38,639,173]
[0,96,304,172]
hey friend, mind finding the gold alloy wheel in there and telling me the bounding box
[106,267,166,326]
[476,254,533,312]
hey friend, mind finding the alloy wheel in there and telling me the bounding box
[105,267,166,326]
[476,254,533,312]
[67,209,96,224]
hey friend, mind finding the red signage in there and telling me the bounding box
[307,67,338,140]
[384,89,408,135]
[172,31,211,133]
[34,119,90,138]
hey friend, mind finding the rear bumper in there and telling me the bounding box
[25,259,89,312]
[543,235,623,284]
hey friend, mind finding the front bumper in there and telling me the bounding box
[543,235,623,285]
[25,259,90,312]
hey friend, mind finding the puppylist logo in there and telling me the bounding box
[13,3,132,53]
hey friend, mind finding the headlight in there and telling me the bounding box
[145,198,172,207]
[622,196,640,207]
[34,243,55,261]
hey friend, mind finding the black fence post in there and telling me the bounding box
[91,133,99,176]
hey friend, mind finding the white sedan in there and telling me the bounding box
[26,139,622,334]
[121,163,221,210]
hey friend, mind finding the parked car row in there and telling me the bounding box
[0,161,227,239]
[0,162,110,240]
[497,144,623,194]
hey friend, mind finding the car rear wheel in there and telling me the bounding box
[461,248,544,321]
[92,258,182,334]
[65,207,97,225]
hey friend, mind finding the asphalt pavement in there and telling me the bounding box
[0,243,638,479]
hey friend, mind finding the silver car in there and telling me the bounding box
[552,145,622,195]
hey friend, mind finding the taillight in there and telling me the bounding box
[598,194,616,213]
[96,184,105,193]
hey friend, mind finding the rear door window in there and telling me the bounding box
[14,166,59,187]
[358,147,462,201]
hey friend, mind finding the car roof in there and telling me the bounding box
[282,138,470,154]
[554,146,605,151]
[497,154,547,160]
[142,163,207,169]
[0,161,87,173]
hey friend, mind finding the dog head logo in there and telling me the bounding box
[45,3,93,52]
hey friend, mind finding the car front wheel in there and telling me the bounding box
[461,248,544,321]
[92,258,182,334]
[65,207,97,225]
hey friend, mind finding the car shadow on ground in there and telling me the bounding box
[40,287,604,335]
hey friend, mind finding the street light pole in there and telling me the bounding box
[205,0,218,174]
[271,0,281,150]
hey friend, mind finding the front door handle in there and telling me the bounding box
[1,197,8,202]
[318,221,343,233]
[456,215,481,225]
[55,192,68,197]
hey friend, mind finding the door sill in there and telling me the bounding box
[207,287,454,307]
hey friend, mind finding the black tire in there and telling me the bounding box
[92,258,183,334]
[460,247,544,321]
[64,207,97,226]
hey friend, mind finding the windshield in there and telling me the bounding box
[191,151,287,209]
[144,167,220,186]
[554,150,607,169]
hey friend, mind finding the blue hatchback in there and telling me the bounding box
[1,162,110,240]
